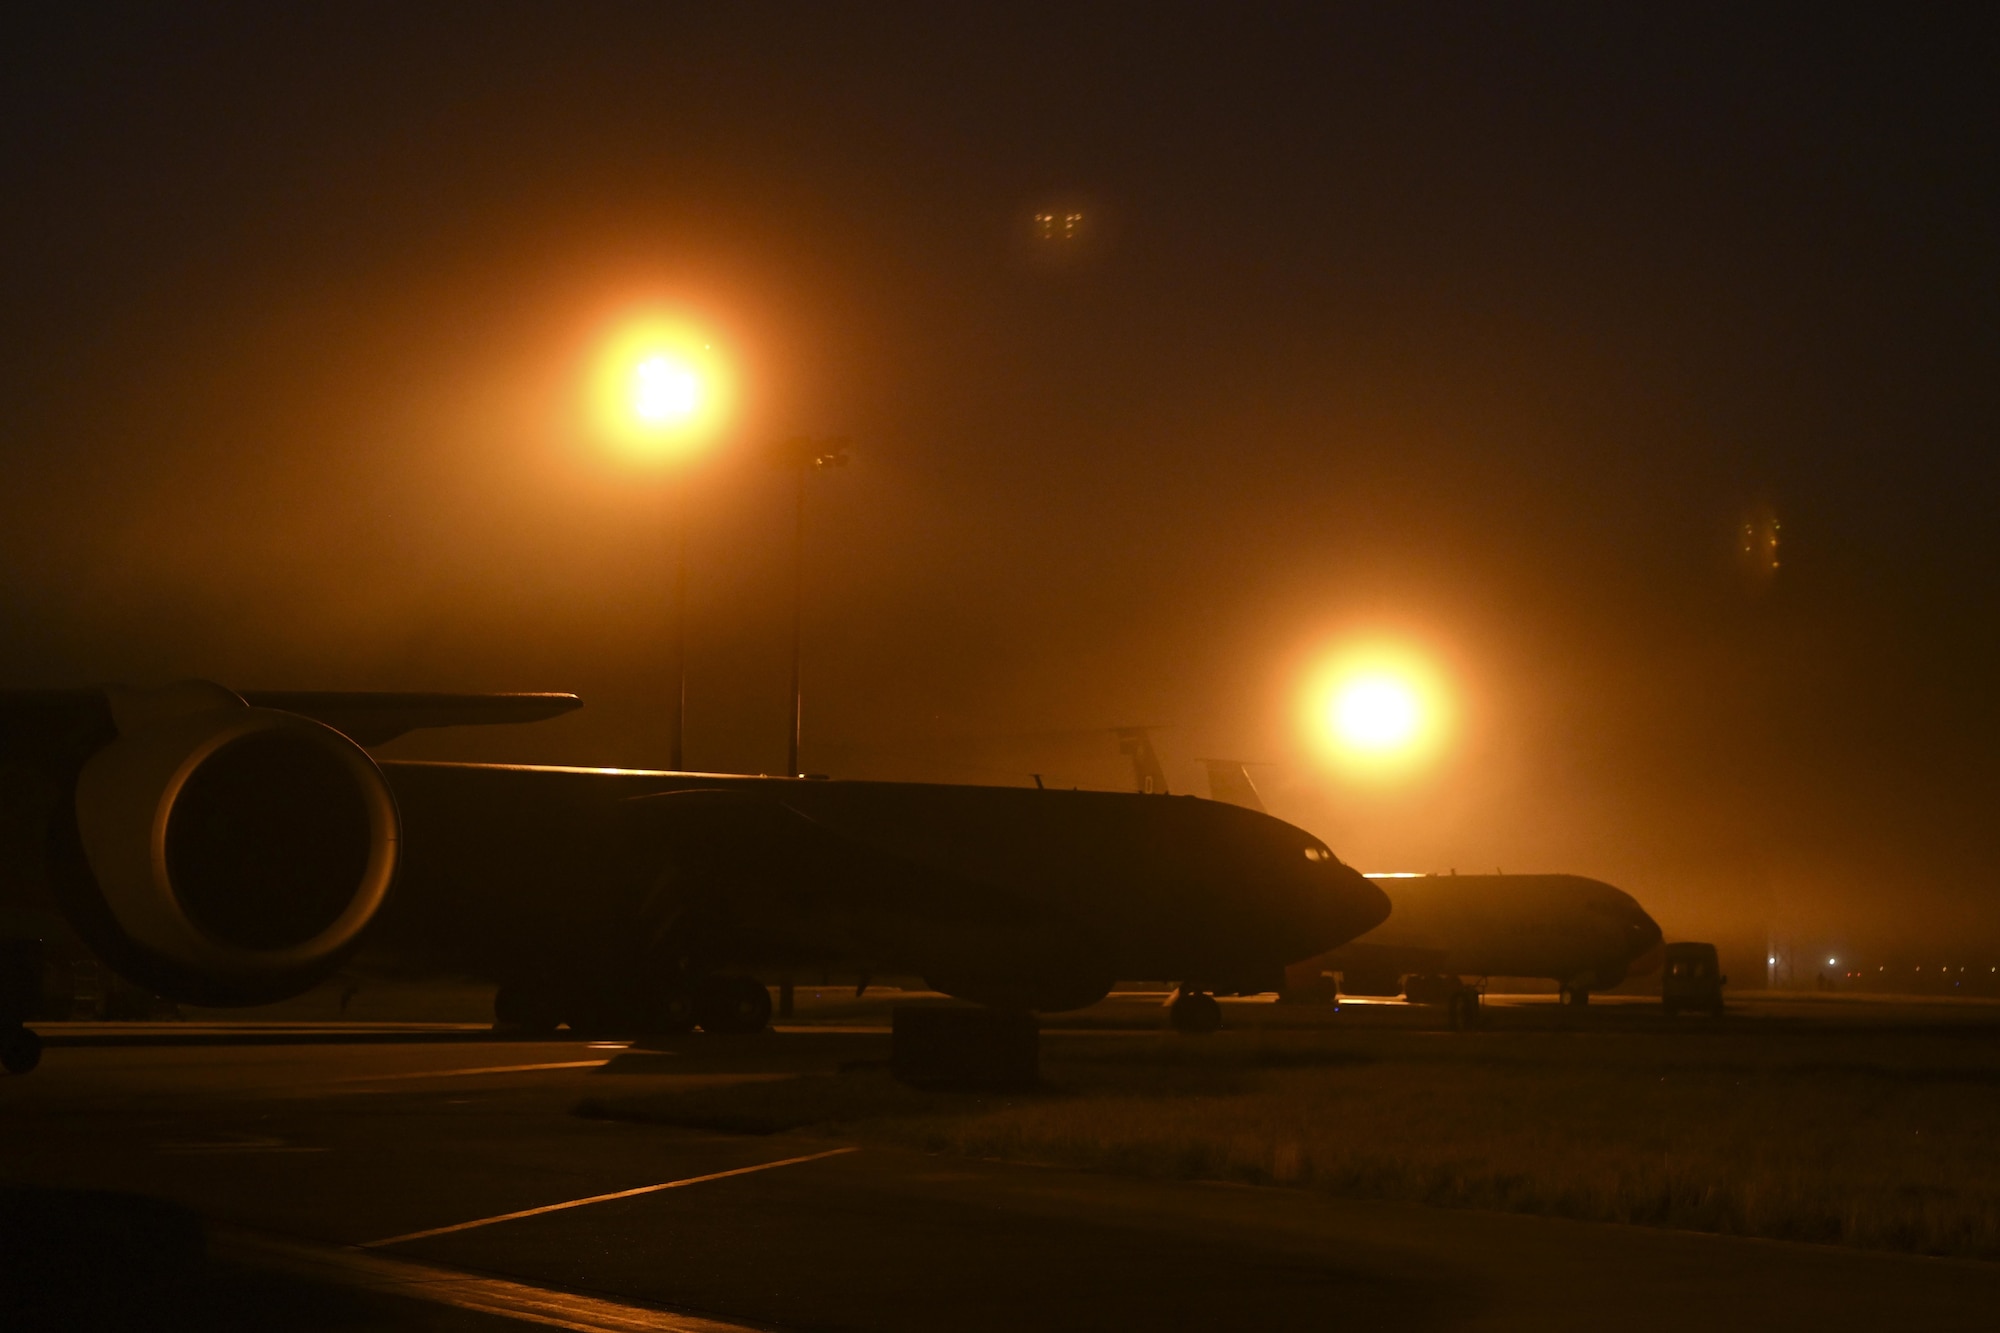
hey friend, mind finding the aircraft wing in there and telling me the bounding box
[0,687,581,758]
[237,692,581,745]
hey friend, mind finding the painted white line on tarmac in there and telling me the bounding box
[214,1226,760,1332]
[336,1059,611,1083]
[361,1147,859,1248]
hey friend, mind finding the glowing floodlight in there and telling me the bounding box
[592,317,731,461]
[1302,642,1451,778]
[1334,675,1422,752]
[631,354,703,426]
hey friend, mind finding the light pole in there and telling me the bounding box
[773,435,848,778]
[594,322,730,771]
[668,481,689,771]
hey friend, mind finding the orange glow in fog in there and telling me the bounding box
[631,354,703,425]
[591,317,732,461]
[1334,674,1422,751]
[1303,642,1452,778]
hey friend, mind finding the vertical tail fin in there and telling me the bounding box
[1112,727,1169,795]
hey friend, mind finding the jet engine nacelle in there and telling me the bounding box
[67,695,399,1006]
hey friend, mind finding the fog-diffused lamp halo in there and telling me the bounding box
[1334,673,1423,751]
[592,320,732,461]
[1303,646,1452,776]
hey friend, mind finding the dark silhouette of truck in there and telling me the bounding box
[1661,941,1725,1016]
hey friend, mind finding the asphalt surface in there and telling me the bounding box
[4,992,1998,1331]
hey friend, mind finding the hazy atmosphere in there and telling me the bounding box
[4,4,1996,964]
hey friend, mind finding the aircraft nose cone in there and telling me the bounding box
[1317,861,1390,951]
[1626,911,1665,974]
[1350,865,1393,933]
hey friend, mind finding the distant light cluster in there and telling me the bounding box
[1739,517,1779,568]
[1736,504,1781,589]
[1034,210,1083,240]
[1774,955,2000,994]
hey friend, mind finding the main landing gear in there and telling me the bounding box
[1559,984,1591,1007]
[494,974,772,1038]
[1167,987,1222,1035]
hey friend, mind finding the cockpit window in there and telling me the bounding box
[1303,847,1324,862]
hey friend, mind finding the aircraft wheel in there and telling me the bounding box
[1168,990,1222,1035]
[1560,986,1591,1007]
[1,1025,42,1075]
[1446,989,1480,1030]
[694,976,773,1035]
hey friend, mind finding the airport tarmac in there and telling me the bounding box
[4,991,1998,1331]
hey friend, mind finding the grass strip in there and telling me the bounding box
[581,1026,2000,1259]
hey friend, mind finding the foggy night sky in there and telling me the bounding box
[2,5,1996,957]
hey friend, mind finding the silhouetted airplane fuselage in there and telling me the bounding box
[1325,873,1663,999]
[378,762,1388,1013]
[0,686,1390,1038]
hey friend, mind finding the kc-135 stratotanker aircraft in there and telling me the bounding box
[1200,758,1666,1024]
[0,683,1390,1071]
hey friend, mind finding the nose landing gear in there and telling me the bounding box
[1166,987,1222,1034]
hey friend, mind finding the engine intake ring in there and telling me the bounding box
[74,705,399,997]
